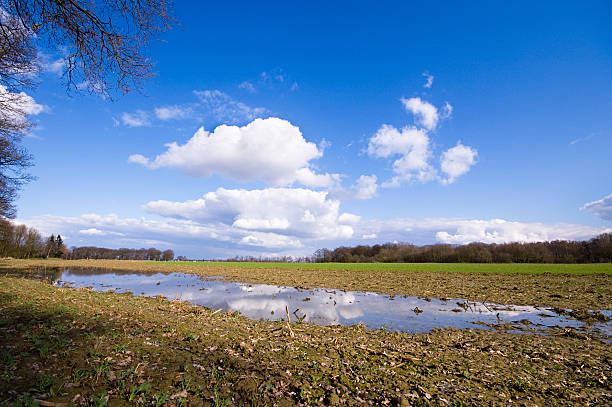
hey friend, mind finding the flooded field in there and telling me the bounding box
[49,267,611,336]
[6,258,610,312]
[2,268,611,406]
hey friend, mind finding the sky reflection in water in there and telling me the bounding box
[51,268,611,335]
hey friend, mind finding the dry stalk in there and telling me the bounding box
[285,305,295,337]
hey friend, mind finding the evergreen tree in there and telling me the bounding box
[54,235,67,258]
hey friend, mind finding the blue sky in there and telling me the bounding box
[17,0,612,258]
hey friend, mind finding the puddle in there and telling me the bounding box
[44,268,611,336]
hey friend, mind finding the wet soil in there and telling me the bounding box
[1,276,611,406]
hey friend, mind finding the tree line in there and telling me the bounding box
[313,233,612,263]
[68,246,174,261]
[0,218,174,260]
[0,218,66,258]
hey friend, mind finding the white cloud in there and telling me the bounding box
[0,84,45,116]
[358,218,612,246]
[193,89,267,124]
[422,72,434,89]
[0,85,46,137]
[401,97,439,131]
[238,81,256,93]
[129,117,338,187]
[367,124,436,184]
[142,187,357,242]
[21,211,610,259]
[79,228,105,236]
[581,194,612,221]
[440,142,478,184]
[295,168,341,188]
[368,98,476,187]
[354,175,378,200]
[79,228,124,237]
[338,213,361,225]
[121,110,150,127]
[19,213,228,253]
[154,105,192,121]
[239,233,303,248]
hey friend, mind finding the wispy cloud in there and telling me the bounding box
[570,133,596,145]
[154,105,192,121]
[193,89,267,124]
[121,110,151,127]
[422,72,434,89]
[581,194,612,221]
[238,81,256,93]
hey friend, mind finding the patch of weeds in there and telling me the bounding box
[34,373,55,393]
[511,378,530,391]
[14,396,38,407]
[1,349,16,368]
[184,332,198,342]
[94,360,111,382]
[213,387,231,407]
[152,392,169,407]
[179,375,191,391]
[72,367,89,383]
[128,382,151,402]
[91,391,108,407]
[27,333,50,358]
[113,342,127,353]
[211,365,221,380]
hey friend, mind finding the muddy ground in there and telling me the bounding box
[1,275,610,406]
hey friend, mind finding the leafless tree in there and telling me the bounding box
[2,0,174,95]
[0,0,174,217]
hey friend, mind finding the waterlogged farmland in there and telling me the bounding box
[1,259,611,405]
[50,268,611,336]
[6,258,611,311]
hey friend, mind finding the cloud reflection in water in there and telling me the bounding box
[52,268,610,335]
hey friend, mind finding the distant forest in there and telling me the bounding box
[69,246,174,261]
[0,219,174,261]
[312,233,612,263]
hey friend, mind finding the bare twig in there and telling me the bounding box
[285,305,294,337]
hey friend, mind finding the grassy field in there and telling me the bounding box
[1,276,610,406]
[155,261,612,274]
[2,258,610,311]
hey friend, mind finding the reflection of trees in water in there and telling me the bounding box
[2,267,63,282]
[57,268,164,278]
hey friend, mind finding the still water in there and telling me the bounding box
[47,268,611,336]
